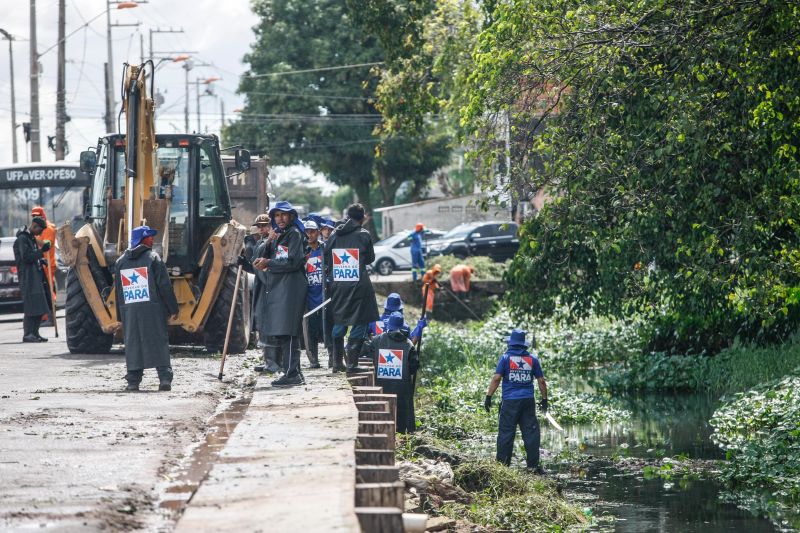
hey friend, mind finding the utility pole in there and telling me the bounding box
[149,27,186,62]
[29,0,41,162]
[55,0,66,160]
[0,29,18,163]
[104,0,115,133]
[184,62,190,132]
[105,0,141,133]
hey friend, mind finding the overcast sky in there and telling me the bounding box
[0,0,256,163]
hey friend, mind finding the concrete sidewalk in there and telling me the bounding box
[176,370,360,532]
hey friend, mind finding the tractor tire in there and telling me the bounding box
[203,266,250,354]
[65,268,113,354]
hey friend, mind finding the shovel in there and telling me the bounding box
[218,265,243,381]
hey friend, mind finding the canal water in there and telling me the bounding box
[541,392,777,532]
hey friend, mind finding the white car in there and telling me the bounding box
[371,229,445,276]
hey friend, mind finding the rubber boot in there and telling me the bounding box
[346,338,368,374]
[261,345,281,373]
[332,337,346,372]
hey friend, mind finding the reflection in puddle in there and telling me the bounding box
[157,398,251,515]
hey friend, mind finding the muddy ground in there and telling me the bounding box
[0,316,256,532]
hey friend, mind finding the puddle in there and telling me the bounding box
[157,397,251,515]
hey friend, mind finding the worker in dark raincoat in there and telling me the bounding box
[13,216,52,343]
[239,213,282,373]
[252,201,308,387]
[114,226,179,392]
[323,203,379,372]
[365,312,419,433]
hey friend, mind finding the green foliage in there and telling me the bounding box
[710,375,800,529]
[225,0,452,230]
[595,334,800,393]
[442,461,587,531]
[459,0,800,352]
[271,182,330,213]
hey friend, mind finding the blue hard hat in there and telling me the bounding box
[131,225,158,248]
[384,293,403,312]
[386,312,405,332]
[505,329,531,348]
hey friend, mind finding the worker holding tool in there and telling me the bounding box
[252,201,308,387]
[302,220,324,368]
[239,214,282,374]
[484,329,548,474]
[13,216,52,343]
[369,293,428,344]
[114,226,179,392]
[31,206,57,319]
[365,312,419,433]
[449,264,474,298]
[421,264,442,312]
[409,223,426,282]
[324,203,380,373]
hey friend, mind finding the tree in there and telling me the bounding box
[458,0,800,352]
[223,0,382,228]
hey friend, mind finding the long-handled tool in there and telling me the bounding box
[443,285,481,321]
[411,282,431,392]
[43,259,58,338]
[218,265,243,380]
[302,298,331,367]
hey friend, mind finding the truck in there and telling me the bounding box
[57,62,257,355]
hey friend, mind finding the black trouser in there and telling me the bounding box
[496,397,541,468]
[126,366,173,385]
[302,311,323,366]
[23,315,42,338]
[268,335,301,377]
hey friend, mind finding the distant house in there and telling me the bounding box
[374,194,511,238]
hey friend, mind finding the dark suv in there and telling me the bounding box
[426,221,519,261]
[0,237,22,308]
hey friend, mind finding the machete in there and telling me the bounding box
[544,412,564,432]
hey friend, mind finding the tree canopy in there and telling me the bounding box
[467,0,800,352]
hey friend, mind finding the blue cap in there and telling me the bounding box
[131,225,158,248]
[268,200,305,234]
[305,213,326,227]
[322,218,335,229]
[505,329,531,348]
[384,293,403,312]
[386,311,405,332]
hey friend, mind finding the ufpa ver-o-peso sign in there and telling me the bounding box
[0,165,91,189]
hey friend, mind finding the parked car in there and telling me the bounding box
[426,221,520,262]
[0,237,22,308]
[371,229,446,276]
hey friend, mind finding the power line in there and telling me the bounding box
[245,61,383,79]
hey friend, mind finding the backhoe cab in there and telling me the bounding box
[57,62,252,354]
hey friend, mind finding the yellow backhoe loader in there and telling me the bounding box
[57,62,253,354]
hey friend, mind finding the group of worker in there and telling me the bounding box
[12,206,548,470]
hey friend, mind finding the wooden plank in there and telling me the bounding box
[355,449,395,466]
[354,401,389,412]
[355,481,405,509]
[356,465,400,484]
[352,386,383,395]
[354,394,397,424]
[359,410,393,422]
[355,507,404,533]
[356,433,394,451]
[358,420,395,436]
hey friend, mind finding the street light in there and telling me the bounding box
[0,28,18,163]
[116,1,139,8]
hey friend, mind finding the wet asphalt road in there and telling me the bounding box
[0,316,256,531]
